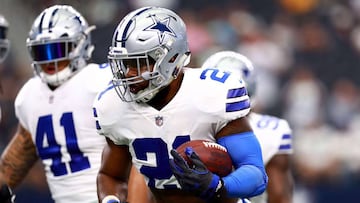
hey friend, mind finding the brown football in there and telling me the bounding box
[175,140,233,177]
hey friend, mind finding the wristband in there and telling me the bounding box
[102,195,121,203]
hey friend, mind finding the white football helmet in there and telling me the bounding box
[201,51,257,97]
[108,6,191,102]
[0,14,10,63]
[26,5,95,86]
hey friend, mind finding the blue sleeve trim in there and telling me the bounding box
[217,132,268,198]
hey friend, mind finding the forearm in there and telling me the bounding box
[0,125,38,188]
[218,132,268,198]
[97,139,132,203]
[267,170,294,203]
[97,173,128,202]
[267,154,294,203]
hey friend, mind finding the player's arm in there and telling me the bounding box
[0,124,38,202]
[127,166,155,203]
[170,117,267,200]
[97,137,132,203]
[216,117,268,198]
[266,154,293,203]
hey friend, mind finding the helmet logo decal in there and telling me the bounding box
[144,15,176,44]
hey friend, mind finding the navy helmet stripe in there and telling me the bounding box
[49,8,59,30]
[92,107,98,118]
[121,20,132,47]
[226,99,250,112]
[121,7,152,47]
[38,12,46,33]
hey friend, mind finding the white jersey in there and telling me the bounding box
[15,63,112,203]
[93,67,250,189]
[248,112,293,203]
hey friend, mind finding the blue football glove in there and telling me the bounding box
[0,183,15,203]
[169,147,224,200]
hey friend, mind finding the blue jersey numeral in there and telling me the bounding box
[200,68,230,83]
[36,112,90,176]
[256,115,280,130]
[132,135,190,188]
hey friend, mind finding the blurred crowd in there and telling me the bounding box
[1,0,360,202]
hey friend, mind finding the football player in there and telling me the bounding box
[0,14,9,64]
[0,13,13,203]
[0,5,113,203]
[0,13,10,112]
[94,6,268,203]
[202,51,294,203]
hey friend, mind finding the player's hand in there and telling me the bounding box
[169,147,224,200]
[0,183,15,203]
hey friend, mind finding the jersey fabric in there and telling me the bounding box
[14,63,112,203]
[248,112,293,203]
[94,67,250,189]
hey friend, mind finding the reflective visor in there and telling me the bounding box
[0,26,6,39]
[29,42,72,61]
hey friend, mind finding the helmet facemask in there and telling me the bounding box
[109,45,173,103]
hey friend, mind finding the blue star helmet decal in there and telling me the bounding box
[144,15,176,44]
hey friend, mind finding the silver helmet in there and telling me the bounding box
[27,5,95,86]
[108,6,191,102]
[0,14,10,63]
[201,51,257,96]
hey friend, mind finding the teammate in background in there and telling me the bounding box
[202,51,294,203]
[94,6,267,203]
[0,14,9,65]
[0,5,113,203]
[0,13,13,203]
[0,13,10,108]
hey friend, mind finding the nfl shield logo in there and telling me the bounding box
[155,116,163,126]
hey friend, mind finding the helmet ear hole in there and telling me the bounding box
[148,56,156,65]
[168,54,178,63]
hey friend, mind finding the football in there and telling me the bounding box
[175,140,233,177]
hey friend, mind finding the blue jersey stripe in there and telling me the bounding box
[97,84,114,101]
[226,99,250,112]
[279,144,292,150]
[92,107,98,118]
[282,134,291,139]
[95,120,101,130]
[227,87,247,98]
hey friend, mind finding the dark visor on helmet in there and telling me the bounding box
[0,26,6,39]
[29,42,72,61]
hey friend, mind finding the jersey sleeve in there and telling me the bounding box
[92,85,130,146]
[277,119,293,155]
[82,63,113,93]
[195,68,251,133]
[14,78,35,131]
